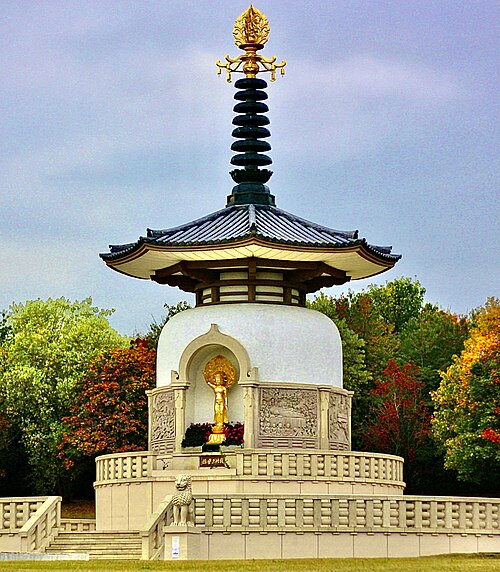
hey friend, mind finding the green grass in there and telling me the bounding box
[61,500,95,520]
[0,555,498,572]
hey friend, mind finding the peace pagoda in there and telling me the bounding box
[91,6,498,561]
[100,6,400,457]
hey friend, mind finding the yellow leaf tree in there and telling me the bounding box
[432,298,500,485]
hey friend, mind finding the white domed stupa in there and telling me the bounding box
[100,11,400,455]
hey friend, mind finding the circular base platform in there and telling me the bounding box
[95,448,405,531]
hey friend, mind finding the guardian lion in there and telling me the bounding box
[171,474,194,526]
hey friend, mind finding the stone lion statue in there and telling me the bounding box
[171,474,194,526]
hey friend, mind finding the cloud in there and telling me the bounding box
[1,43,231,203]
[269,54,461,162]
[312,55,458,101]
[0,237,97,302]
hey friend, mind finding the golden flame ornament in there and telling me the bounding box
[216,5,286,82]
[233,5,270,47]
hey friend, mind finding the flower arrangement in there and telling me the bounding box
[181,422,244,448]
[224,422,244,446]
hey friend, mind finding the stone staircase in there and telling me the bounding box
[46,530,142,560]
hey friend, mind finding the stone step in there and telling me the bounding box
[51,537,141,545]
[49,544,142,551]
[56,531,138,537]
[46,531,142,560]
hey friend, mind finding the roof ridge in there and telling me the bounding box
[254,204,358,239]
[248,204,257,230]
[147,205,248,238]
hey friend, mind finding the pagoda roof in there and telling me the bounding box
[100,203,400,282]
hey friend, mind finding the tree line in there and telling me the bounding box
[0,283,498,498]
[308,280,499,495]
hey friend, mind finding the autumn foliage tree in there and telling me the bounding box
[307,294,372,449]
[432,298,500,487]
[333,291,398,378]
[58,338,156,492]
[363,359,430,460]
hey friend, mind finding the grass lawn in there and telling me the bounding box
[61,500,95,520]
[0,555,498,572]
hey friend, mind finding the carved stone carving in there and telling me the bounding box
[258,387,318,448]
[328,392,350,451]
[150,390,175,454]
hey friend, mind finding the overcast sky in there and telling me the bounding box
[1,1,498,335]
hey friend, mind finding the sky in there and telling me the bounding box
[1,0,498,335]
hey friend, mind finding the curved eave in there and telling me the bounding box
[101,236,400,282]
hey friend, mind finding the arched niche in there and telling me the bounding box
[177,324,255,428]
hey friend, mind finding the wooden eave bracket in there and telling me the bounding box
[150,258,350,294]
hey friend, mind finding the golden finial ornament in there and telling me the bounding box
[216,5,286,82]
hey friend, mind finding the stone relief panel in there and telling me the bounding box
[150,389,175,454]
[258,387,318,449]
[328,391,350,451]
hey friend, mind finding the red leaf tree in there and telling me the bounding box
[363,359,430,463]
[58,338,156,473]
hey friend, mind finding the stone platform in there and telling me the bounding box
[94,448,404,531]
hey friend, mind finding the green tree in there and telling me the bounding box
[333,292,398,378]
[399,304,469,394]
[431,298,500,488]
[308,293,371,448]
[0,311,12,345]
[146,301,191,348]
[367,277,426,333]
[0,297,127,494]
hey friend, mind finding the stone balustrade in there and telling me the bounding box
[60,519,96,532]
[95,449,404,489]
[234,450,403,484]
[19,496,61,553]
[0,496,61,553]
[192,494,499,533]
[96,451,158,483]
[140,495,173,560]
[0,498,48,531]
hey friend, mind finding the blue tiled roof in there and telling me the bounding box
[101,204,400,261]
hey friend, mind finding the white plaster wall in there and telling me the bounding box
[157,304,343,388]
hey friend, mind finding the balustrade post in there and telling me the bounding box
[296,499,304,529]
[365,499,373,528]
[398,499,407,528]
[241,382,258,449]
[348,499,357,529]
[174,385,187,453]
[444,501,453,529]
[414,500,423,530]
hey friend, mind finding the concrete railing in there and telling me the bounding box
[19,496,61,553]
[0,497,48,530]
[96,451,158,482]
[193,494,500,534]
[234,450,404,484]
[95,449,404,489]
[140,495,173,560]
[60,519,96,532]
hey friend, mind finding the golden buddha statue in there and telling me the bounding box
[203,355,236,445]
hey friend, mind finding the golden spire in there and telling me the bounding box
[216,5,286,82]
